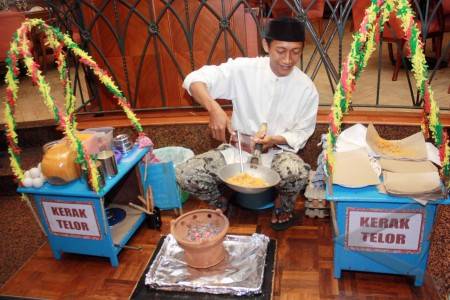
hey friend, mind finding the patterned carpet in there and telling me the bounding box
[0,196,45,287]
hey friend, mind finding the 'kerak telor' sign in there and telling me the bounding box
[345,208,424,254]
[41,199,101,240]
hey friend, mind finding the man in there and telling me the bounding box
[176,16,319,231]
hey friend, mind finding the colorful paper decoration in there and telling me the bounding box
[326,0,450,186]
[3,19,145,193]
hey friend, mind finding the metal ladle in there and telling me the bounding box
[236,131,244,173]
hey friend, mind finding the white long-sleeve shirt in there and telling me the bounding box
[183,56,319,166]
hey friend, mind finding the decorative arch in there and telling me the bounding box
[325,0,450,185]
[3,19,145,193]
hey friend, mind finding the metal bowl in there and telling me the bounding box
[218,163,280,194]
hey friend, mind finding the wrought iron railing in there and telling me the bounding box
[43,0,449,113]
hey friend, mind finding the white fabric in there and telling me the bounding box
[183,57,319,166]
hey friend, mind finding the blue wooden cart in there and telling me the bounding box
[18,146,148,267]
[327,184,450,286]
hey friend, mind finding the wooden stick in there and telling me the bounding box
[128,202,152,215]
[143,154,149,182]
[22,194,46,235]
[137,195,147,206]
[145,188,150,213]
[327,175,333,196]
[147,186,154,212]
[330,201,339,237]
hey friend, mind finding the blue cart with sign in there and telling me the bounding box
[18,147,148,267]
[327,184,450,286]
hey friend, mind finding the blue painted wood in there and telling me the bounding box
[115,213,147,248]
[18,146,148,198]
[328,184,450,205]
[18,146,150,267]
[139,161,182,210]
[327,184,449,286]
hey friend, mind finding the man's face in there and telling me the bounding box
[263,39,303,77]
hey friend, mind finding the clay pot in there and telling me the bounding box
[171,209,229,268]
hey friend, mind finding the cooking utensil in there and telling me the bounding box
[218,162,280,194]
[81,161,105,189]
[96,161,106,188]
[113,134,133,154]
[97,150,118,178]
[146,186,154,213]
[249,123,268,167]
[237,131,244,173]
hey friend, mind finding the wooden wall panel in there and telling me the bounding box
[153,0,190,108]
[81,1,135,111]
[79,1,259,111]
[124,1,164,108]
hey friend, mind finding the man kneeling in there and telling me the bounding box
[176,16,319,231]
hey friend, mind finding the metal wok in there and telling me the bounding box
[217,163,281,194]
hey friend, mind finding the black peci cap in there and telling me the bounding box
[264,16,305,42]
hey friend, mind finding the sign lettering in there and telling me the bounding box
[345,208,424,253]
[42,199,101,240]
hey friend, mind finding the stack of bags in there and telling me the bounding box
[331,123,445,204]
[366,124,445,203]
[332,124,381,188]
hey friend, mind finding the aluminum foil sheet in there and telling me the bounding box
[145,233,270,296]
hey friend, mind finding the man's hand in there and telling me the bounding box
[253,135,276,151]
[209,105,232,142]
[253,123,273,151]
[253,134,287,151]
[189,82,233,142]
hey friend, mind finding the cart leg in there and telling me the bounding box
[414,274,424,286]
[109,255,119,267]
[52,249,62,260]
[333,265,342,279]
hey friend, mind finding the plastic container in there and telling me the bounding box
[140,161,181,210]
[153,147,194,164]
[41,140,81,185]
[76,132,98,155]
[153,147,194,203]
[81,127,113,154]
[113,134,132,154]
